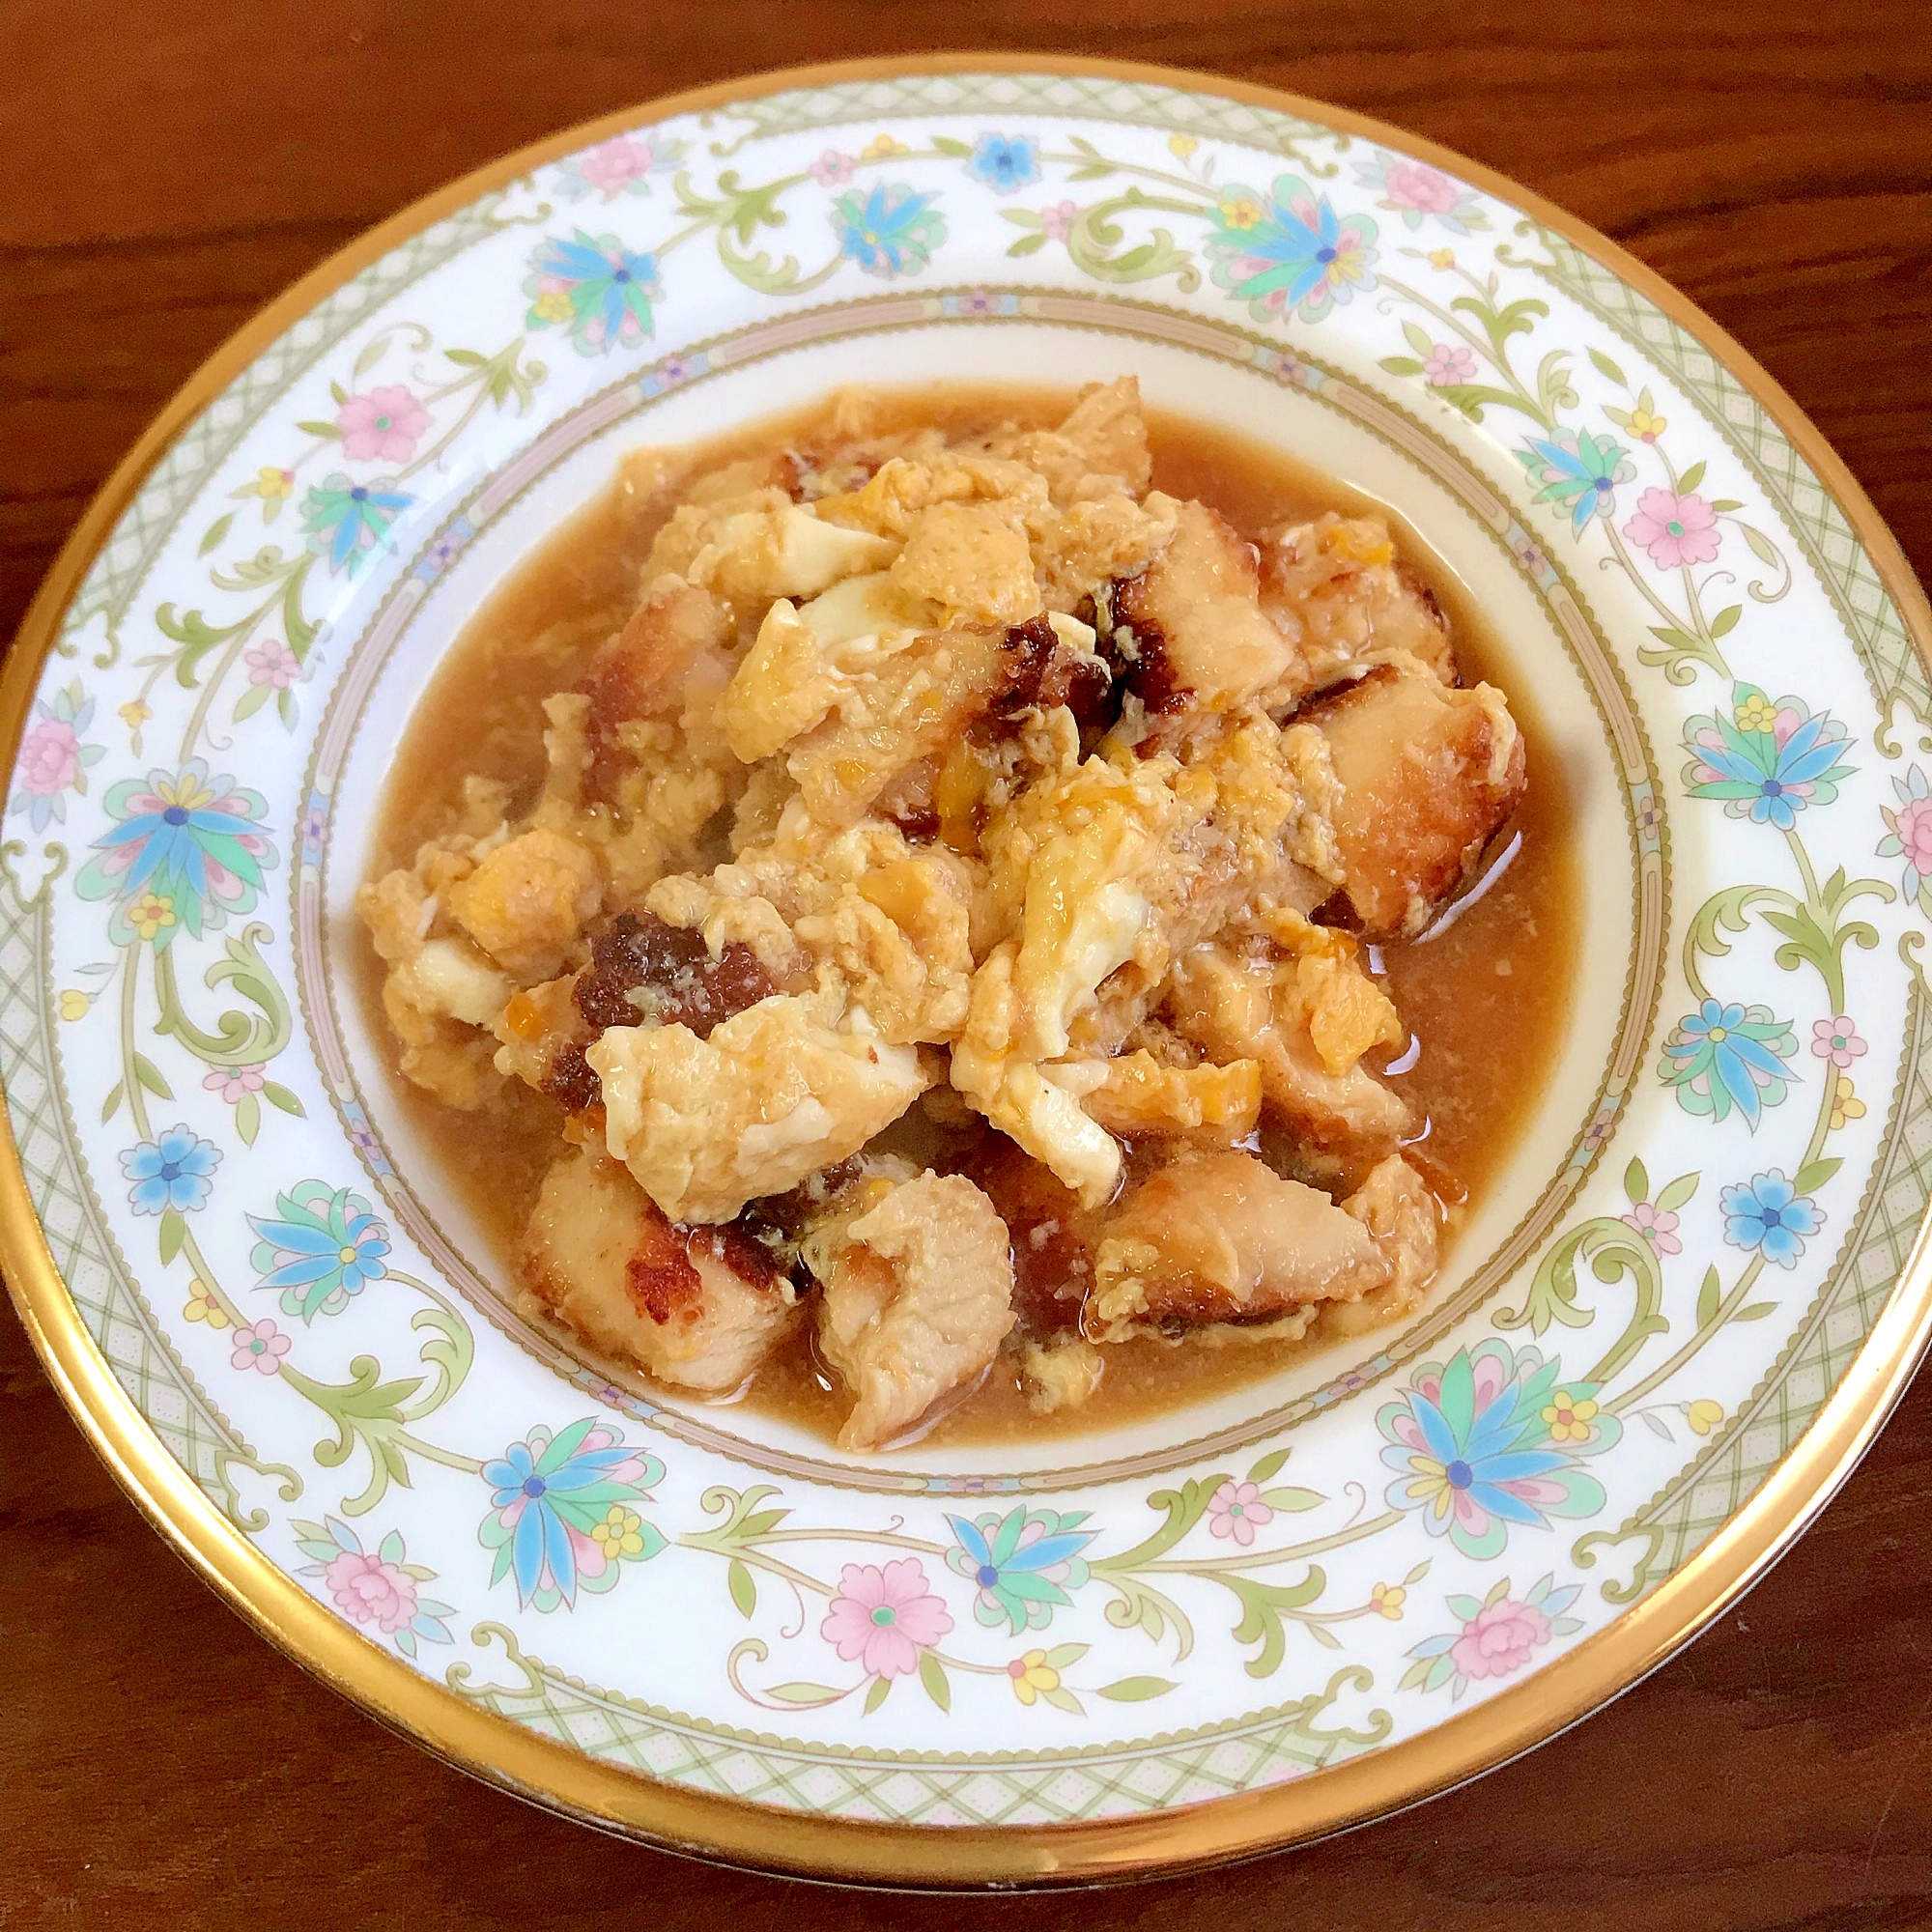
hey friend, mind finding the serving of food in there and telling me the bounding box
[10,58,1929,1883]
[357,379,1553,1449]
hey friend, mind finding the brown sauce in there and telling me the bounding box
[355,384,1578,1446]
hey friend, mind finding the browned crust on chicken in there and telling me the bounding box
[522,1148,800,1391]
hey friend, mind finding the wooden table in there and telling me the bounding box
[5,5,1931,1924]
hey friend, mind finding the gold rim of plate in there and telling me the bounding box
[6,52,1931,1889]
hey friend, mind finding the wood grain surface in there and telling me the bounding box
[4,6,1931,1927]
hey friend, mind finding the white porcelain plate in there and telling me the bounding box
[9,57,1932,1886]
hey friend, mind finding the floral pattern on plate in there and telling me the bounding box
[5,69,1929,1841]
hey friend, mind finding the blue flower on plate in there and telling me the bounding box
[965,132,1041,194]
[524,230,661,355]
[1515,428,1635,535]
[1684,684,1854,829]
[1377,1339,1615,1562]
[248,1179,391,1321]
[300,474,414,576]
[1658,999,1798,1128]
[1720,1171,1821,1268]
[121,1124,220,1216]
[479,1420,665,1611]
[830,183,946,278]
[1205,176,1380,324]
[945,1505,1095,1634]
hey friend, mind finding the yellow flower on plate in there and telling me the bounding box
[1428,247,1455,270]
[1370,1582,1406,1620]
[1688,1398,1723,1436]
[118,698,151,734]
[128,893,177,943]
[532,290,575,325]
[1734,693,1779,734]
[257,466,294,499]
[1008,1649,1060,1705]
[1628,406,1667,441]
[58,989,89,1022]
[1542,1389,1598,1442]
[1217,192,1265,232]
[1831,1073,1866,1130]
[861,133,909,160]
[184,1279,230,1330]
[1168,133,1199,159]
[591,1503,646,1559]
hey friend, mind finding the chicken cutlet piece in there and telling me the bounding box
[1164,936,1410,1165]
[578,574,733,797]
[1087,1150,1393,1341]
[1106,497,1306,722]
[1301,662,1526,937]
[1258,512,1457,690]
[1326,1153,1444,1338]
[803,1170,1016,1451]
[781,615,1108,832]
[522,1148,800,1392]
[982,376,1154,504]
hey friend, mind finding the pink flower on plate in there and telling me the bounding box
[335,384,431,465]
[1423,342,1477,387]
[203,1064,266,1103]
[16,716,81,797]
[324,1548,419,1633]
[244,639,299,689]
[1621,1201,1682,1256]
[231,1318,290,1375]
[821,1558,952,1679]
[577,133,658,196]
[1622,487,1721,570]
[1887,788,1932,883]
[1040,199,1080,242]
[810,149,858,186]
[1448,1595,1551,1682]
[1382,160,1460,215]
[1811,1016,1867,1066]
[1206,1478,1274,1547]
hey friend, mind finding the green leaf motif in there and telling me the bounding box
[1655,1172,1700,1213]
[1378,355,1425,377]
[1696,1264,1722,1331]
[1587,346,1628,386]
[930,134,973,156]
[1678,460,1707,494]
[1095,1676,1177,1702]
[1260,1486,1322,1514]
[919,1649,951,1712]
[864,1674,892,1716]
[157,1207,185,1265]
[727,1559,756,1618]
[1793,1156,1842,1196]
[1225,1567,1327,1678]
[198,513,234,557]
[1006,231,1048,257]
[1246,1446,1291,1486]
[1624,1157,1650,1206]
